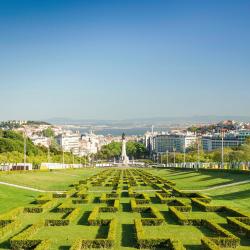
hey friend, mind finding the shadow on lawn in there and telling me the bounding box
[59,246,70,250]
[77,211,91,225]
[161,211,178,225]
[150,196,160,204]
[122,203,131,212]
[212,188,250,200]
[92,197,100,203]
[0,225,31,249]
[164,171,196,177]
[121,224,136,248]
[169,172,200,180]
[0,240,10,249]
[185,244,203,250]
[96,225,109,238]
[220,223,250,247]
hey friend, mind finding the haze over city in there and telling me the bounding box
[1,0,250,121]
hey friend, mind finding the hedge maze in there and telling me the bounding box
[0,169,250,249]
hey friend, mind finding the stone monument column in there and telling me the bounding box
[121,133,129,165]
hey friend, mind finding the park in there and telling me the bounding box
[0,167,249,249]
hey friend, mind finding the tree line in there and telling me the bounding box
[94,141,149,160]
[0,130,87,166]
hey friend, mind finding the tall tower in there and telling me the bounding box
[121,133,129,165]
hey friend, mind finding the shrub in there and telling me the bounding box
[41,199,58,210]
[45,220,69,226]
[67,208,81,222]
[34,240,51,250]
[24,207,43,213]
[87,207,111,225]
[201,237,220,250]
[203,220,240,248]
[71,219,117,249]
[72,199,88,204]
[134,219,185,249]
[0,207,22,220]
[227,217,250,237]
[141,207,164,226]
[0,219,21,238]
[53,193,67,198]
[10,223,43,249]
[169,207,202,225]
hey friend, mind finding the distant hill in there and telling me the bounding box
[46,115,250,126]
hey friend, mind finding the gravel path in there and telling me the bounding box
[0,181,65,193]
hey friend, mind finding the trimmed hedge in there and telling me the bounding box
[141,207,164,226]
[41,199,58,210]
[203,220,240,248]
[88,207,110,226]
[53,193,67,198]
[24,207,43,213]
[56,200,75,213]
[0,219,21,238]
[131,198,148,212]
[10,223,43,249]
[201,237,220,250]
[169,207,202,225]
[72,199,88,204]
[135,193,151,205]
[0,207,22,220]
[134,219,185,249]
[99,199,120,212]
[45,219,69,226]
[70,219,117,249]
[45,208,80,226]
[34,240,51,250]
[67,208,81,222]
[192,198,248,216]
[227,217,250,237]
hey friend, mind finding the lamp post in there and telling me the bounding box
[197,138,200,170]
[62,148,64,167]
[221,130,225,169]
[23,129,27,168]
[79,148,81,167]
[166,150,169,167]
[183,146,186,168]
[47,137,51,163]
[173,147,176,167]
[72,149,75,165]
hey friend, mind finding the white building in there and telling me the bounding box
[143,130,159,154]
[153,132,197,153]
[56,132,81,155]
[202,129,250,151]
[79,131,106,156]
[31,136,50,147]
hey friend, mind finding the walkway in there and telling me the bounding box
[0,181,65,193]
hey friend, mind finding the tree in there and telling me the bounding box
[96,141,148,160]
[42,128,55,138]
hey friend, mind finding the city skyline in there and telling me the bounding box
[1,0,250,120]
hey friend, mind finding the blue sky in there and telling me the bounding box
[0,0,250,120]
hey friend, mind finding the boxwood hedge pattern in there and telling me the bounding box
[0,168,249,249]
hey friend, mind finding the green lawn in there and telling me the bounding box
[0,185,38,213]
[147,168,250,190]
[206,183,250,213]
[0,168,249,249]
[0,168,102,191]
